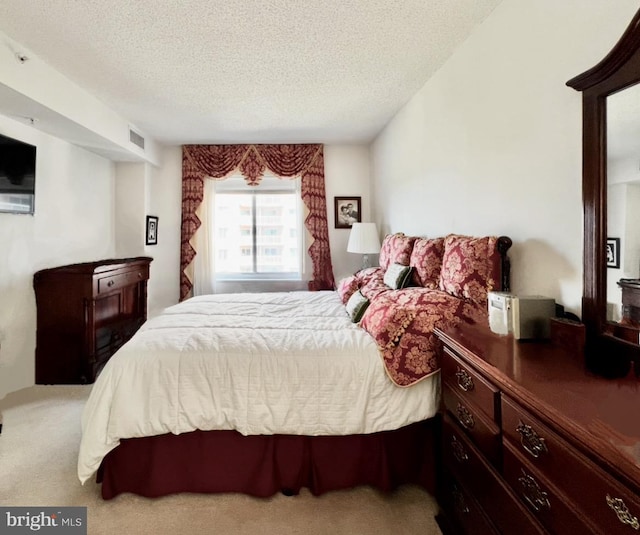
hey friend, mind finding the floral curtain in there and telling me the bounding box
[180,144,335,300]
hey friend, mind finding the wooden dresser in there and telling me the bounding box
[435,322,640,535]
[34,257,152,384]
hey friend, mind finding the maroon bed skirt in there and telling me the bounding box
[97,419,437,499]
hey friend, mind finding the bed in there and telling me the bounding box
[79,233,511,499]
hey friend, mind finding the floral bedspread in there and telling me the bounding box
[337,233,502,387]
[361,288,485,386]
[342,268,486,387]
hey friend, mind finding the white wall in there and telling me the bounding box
[624,186,640,278]
[370,0,640,314]
[324,145,373,281]
[0,115,115,399]
[114,160,183,318]
[115,163,147,257]
[146,147,183,317]
[607,184,626,321]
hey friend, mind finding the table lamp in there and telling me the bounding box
[347,222,381,270]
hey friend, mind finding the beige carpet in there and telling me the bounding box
[0,386,443,535]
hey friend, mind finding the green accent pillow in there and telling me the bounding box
[383,263,413,289]
[345,290,370,323]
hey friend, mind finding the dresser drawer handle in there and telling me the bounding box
[516,421,548,459]
[451,435,469,463]
[518,470,550,513]
[451,484,470,515]
[456,403,475,430]
[606,494,640,530]
[455,367,475,392]
[137,272,143,278]
[107,280,115,287]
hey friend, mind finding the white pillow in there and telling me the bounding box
[383,263,413,289]
[345,290,370,323]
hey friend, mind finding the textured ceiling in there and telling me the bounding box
[0,0,501,145]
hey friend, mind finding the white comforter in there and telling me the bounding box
[78,291,440,483]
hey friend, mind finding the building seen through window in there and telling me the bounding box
[213,175,302,280]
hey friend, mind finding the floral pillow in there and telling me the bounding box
[356,267,384,286]
[379,233,417,270]
[337,274,360,304]
[337,267,385,304]
[439,234,501,307]
[410,237,445,289]
[360,271,390,301]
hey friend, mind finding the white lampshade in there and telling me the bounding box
[347,223,381,269]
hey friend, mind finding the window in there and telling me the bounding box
[213,174,302,280]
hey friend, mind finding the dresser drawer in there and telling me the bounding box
[443,383,501,467]
[503,441,598,534]
[441,346,500,422]
[97,266,148,294]
[439,469,499,535]
[442,415,546,535]
[502,395,640,534]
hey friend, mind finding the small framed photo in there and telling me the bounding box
[607,237,620,268]
[334,196,362,229]
[146,215,159,246]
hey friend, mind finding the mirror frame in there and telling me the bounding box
[567,8,640,376]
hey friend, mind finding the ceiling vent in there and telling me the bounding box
[129,128,145,150]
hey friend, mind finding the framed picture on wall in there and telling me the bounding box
[607,237,620,268]
[146,215,159,246]
[334,196,362,229]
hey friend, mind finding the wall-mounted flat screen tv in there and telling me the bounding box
[0,133,37,214]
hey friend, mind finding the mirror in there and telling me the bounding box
[606,85,640,326]
[567,8,640,376]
